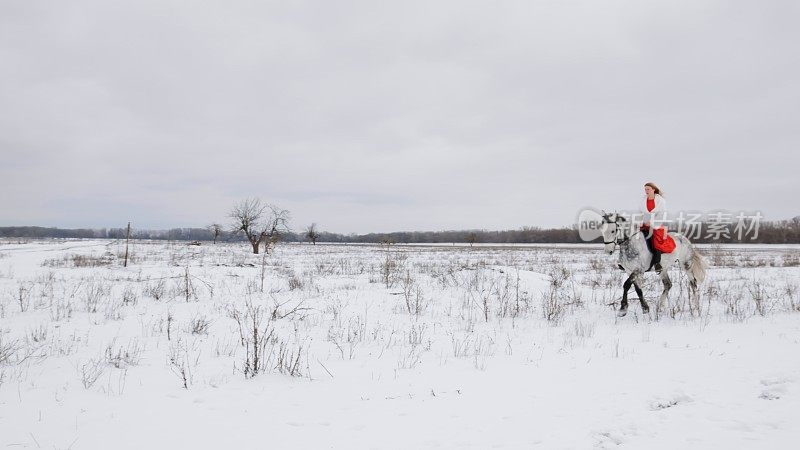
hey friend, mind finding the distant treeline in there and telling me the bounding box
[0,226,582,243]
[314,228,583,244]
[0,226,226,241]
[314,219,800,244]
[2,218,800,244]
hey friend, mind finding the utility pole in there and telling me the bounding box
[124,222,131,268]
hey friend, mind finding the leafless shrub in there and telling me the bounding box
[327,316,365,360]
[288,274,304,291]
[84,279,110,313]
[716,282,749,322]
[451,333,473,358]
[168,339,192,389]
[143,278,167,301]
[173,267,196,302]
[105,339,143,369]
[573,320,596,341]
[587,256,605,272]
[28,324,48,344]
[380,243,406,288]
[275,339,307,377]
[562,319,597,350]
[121,286,138,306]
[541,264,582,324]
[188,315,212,335]
[747,280,777,317]
[326,301,353,333]
[16,283,32,312]
[427,262,459,289]
[739,254,773,268]
[162,311,172,341]
[213,336,238,358]
[708,244,732,267]
[450,332,493,367]
[79,358,105,389]
[784,281,800,312]
[31,272,56,310]
[449,329,495,370]
[400,271,427,316]
[0,336,19,365]
[49,294,74,322]
[258,253,270,293]
[407,322,430,349]
[496,271,531,319]
[42,253,113,268]
[782,253,800,267]
[472,336,494,371]
[462,269,496,322]
[227,300,276,378]
[750,284,766,317]
[541,288,565,323]
[103,297,125,321]
[269,296,311,321]
[312,260,333,276]
[396,344,423,370]
[116,250,138,265]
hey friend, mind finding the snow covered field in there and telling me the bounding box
[1,239,799,449]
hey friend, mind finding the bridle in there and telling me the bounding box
[602,216,639,248]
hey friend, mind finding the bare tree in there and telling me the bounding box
[229,198,290,254]
[306,223,320,245]
[262,206,291,254]
[209,223,223,244]
[230,198,264,254]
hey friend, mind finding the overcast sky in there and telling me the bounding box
[1,0,798,234]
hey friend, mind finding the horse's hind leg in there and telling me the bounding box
[618,273,634,317]
[683,259,700,316]
[689,275,699,316]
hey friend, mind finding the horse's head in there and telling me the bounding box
[600,211,627,254]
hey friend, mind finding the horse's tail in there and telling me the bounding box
[690,247,708,285]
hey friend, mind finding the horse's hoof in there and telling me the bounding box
[617,309,628,318]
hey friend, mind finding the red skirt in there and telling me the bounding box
[641,225,676,253]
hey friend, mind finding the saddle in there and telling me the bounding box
[644,234,662,272]
[616,235,661,272]
[617,229,672,272]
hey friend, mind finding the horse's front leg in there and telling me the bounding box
[689,278,699,316]
[632,274,649,314]
[618,273,635,317]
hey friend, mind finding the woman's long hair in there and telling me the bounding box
[644,182,664,197]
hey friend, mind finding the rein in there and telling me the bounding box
[603,221,641,247]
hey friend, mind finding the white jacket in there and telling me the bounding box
[641,194,667,226]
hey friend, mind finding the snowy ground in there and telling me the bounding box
[1,239,799,449]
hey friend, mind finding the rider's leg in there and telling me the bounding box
[644,235,659,271]
[652,249,662,272]
[651,228,665,272]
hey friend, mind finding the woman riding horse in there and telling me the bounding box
[641,182,675,272]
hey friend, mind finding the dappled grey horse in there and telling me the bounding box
[600,213,708,317]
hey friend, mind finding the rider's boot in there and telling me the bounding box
[652,249,663,273]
